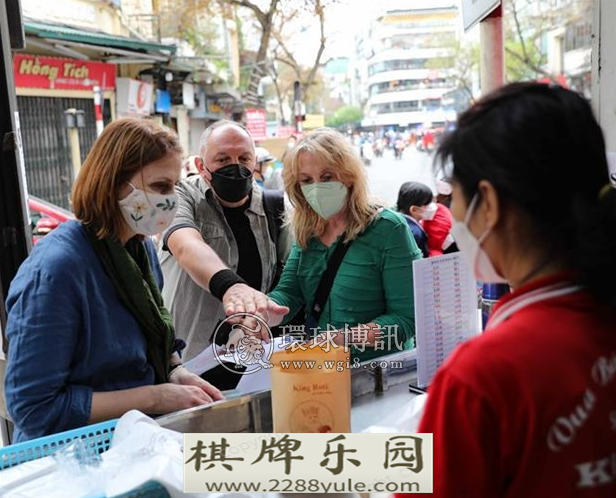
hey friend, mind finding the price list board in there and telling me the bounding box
[413,253,480,388]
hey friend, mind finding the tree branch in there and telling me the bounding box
[269,48,288,124]
[272,33,300,73]
[505,47,551,78]
[226,0,266,24]
[511,0,531,65]
[305,0,327,88]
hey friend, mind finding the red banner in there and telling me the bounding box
[277,125,298,139]
[13,54,116,91]
[245,108,267,141]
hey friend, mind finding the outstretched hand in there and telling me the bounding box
[223,283,289,320]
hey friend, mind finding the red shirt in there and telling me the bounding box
[397,273,616,497]
[422,203,452,257]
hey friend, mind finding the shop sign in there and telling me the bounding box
[13,54,116,90]
[303,114,325,130]
[156,89,171,114]
[277,125,297,138]
[116,77,153,116]
[245,108,267,141]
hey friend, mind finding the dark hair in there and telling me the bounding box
[437,82,616,309]
[397,181,433,213]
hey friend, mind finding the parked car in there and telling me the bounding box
[28,196,74,243]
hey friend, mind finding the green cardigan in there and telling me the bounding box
[268,208,422,362]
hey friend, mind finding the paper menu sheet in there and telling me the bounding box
[413,253,480,388]
[183,337,289,395]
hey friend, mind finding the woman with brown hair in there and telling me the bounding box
[267,128,421,361]
[4,118,222,443]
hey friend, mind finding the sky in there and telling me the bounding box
[283,0,379,65]
[288,0,464,65]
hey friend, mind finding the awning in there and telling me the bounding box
[24,19,176,64]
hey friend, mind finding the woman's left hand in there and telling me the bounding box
[170,366,225,401]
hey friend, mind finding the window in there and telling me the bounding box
[368,58,454,76]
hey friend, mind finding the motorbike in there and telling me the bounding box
[394,140,405,160]
[361,142,374,166]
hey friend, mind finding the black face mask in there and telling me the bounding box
[208,164,253,203]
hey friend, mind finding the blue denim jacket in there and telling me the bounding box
[5,220,162,442]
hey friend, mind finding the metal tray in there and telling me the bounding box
[156,348,417,434]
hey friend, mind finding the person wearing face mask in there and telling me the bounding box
[158,120,293,363]
[394,83,616,498]
[4,118,223,443]
[265,128,421,361]
[435,178,453,208]
[421,195,456,257]
[253,146,275,188]
[396,181,433,258]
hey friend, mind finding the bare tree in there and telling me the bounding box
[505,0,551,80]
[504,0,593,82]
[450,42,479,102]
[226,0,281,106]
[268,46,290,124]
[270,0,334,115]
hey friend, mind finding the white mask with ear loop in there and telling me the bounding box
[450,193,507,283]
[421,202,438,221]
[118,182,179,236]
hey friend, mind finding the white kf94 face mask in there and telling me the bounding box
[450,193,507,283]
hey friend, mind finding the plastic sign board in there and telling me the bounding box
[13,55,116,90]
[461,0,501,32]
[303,114,325,130]
[245,108,267,141]
[116,78,153,117]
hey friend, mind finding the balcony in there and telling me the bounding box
[362,108,457,128]
[369,78,453,97]
[368,87,452,106]
[368,57,454,78]
[367,68,449,86]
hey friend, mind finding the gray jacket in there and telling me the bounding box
[159,175,292,361]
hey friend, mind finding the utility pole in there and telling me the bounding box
[0,0,29,445]
[592,0,616,167]
[93,86,104,136]
[479,5,504,94]
[293,80,305,133]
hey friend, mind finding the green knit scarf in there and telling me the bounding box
[86,226,174,384]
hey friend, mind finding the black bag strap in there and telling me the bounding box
[310,237,352,322]
[262,189,284,247]
[262,189,285,291]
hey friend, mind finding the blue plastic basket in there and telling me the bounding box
[0,419,170,497]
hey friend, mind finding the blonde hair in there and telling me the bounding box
[283,128,378,248]
[72,118,182,239]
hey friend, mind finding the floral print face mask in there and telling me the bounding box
[118,182,179,236]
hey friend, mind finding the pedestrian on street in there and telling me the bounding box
[265,128,422,361]
[396,181,432,258]
[422,200,456,256]
[435,178,453,208]
[159,120,293,362]
[254,146,275,188]
[4,118,224,443]
[397,82,616,497]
